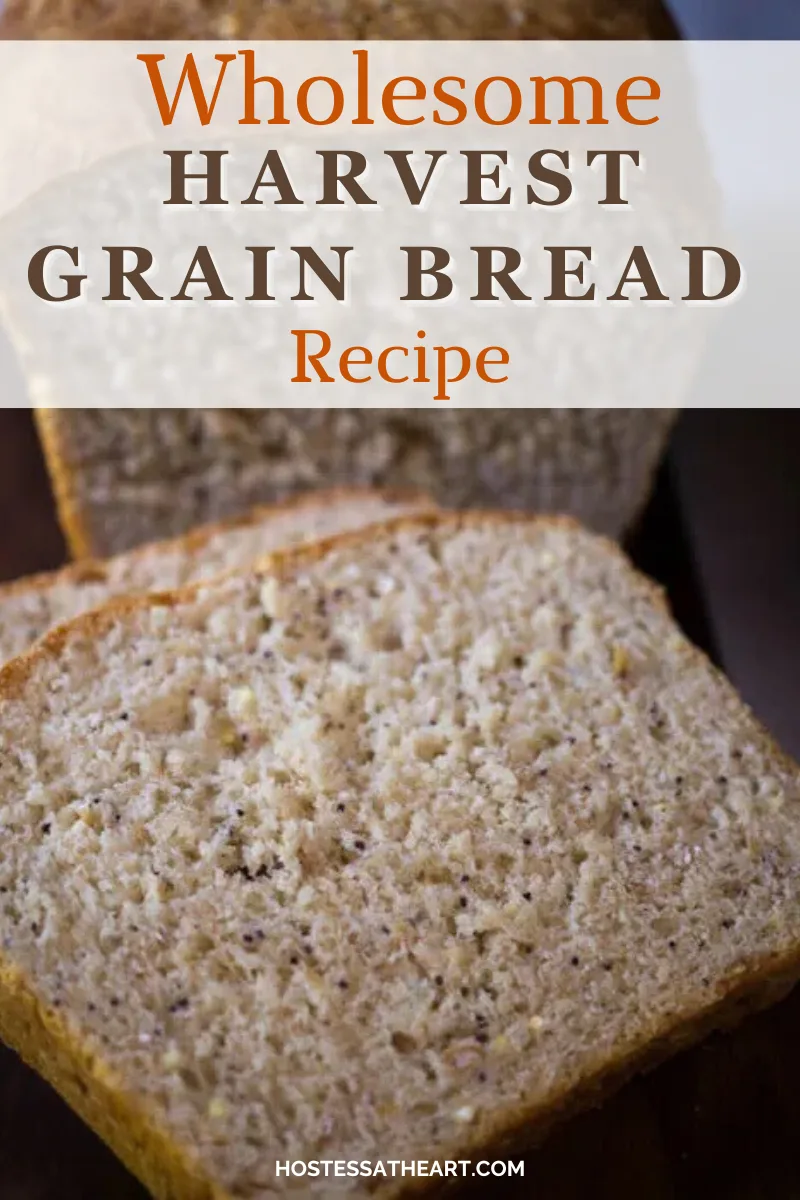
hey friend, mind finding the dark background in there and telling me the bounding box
[665,0,800,38]
[0,408,800,1197]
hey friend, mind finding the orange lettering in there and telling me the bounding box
[137,52,235,126]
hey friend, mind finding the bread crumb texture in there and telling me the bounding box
[0,515,798,1199]
[0,489,429,664]
[34,409,677,556]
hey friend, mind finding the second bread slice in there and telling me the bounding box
[0,512,798,1199]
[0,486,433,663]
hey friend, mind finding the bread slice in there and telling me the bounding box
[35,409,679,557]
[0,511,798,1200]
[0,0,677,40]
[0,485,434,664]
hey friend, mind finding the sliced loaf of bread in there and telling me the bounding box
[0,0,677,40]
[0,486,433,664]
[35,408,678,557]
[0,513,799,1198]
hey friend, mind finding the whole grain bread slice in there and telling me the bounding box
[0,485,434,664]
[34,408,678,557]
[0,512,799,1200]
[0,0,678,40]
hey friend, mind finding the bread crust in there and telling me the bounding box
[0,510,797,1200]
[33,407,94,559]
[0,482,436,601]
[0,956,225,1200]
[386,950,800,1199]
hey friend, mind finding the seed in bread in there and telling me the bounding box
[0,486,433,663]
[0,512,798,1199]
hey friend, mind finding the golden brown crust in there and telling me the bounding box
[0,956,226,1200]
[0,510,797,1200]
[0,482,436,605]
[33,408,95,560]
[0,558,111,602]
[389,946,800,1198]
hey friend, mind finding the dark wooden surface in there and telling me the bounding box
[1,408,800,1198]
